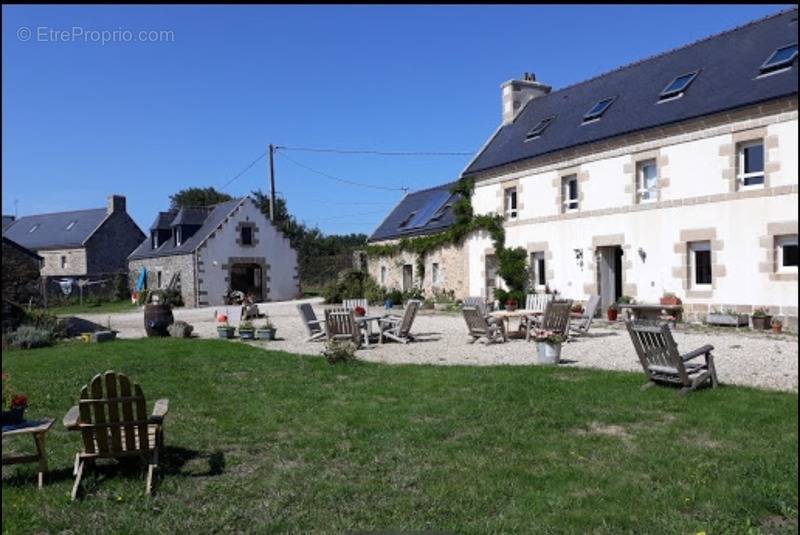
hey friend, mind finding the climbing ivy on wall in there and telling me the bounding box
[365,176,529,300]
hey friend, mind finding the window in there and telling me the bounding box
[157,271,163,289]
[525,117,554,140]
[659,70,699,100]
[431,262,440,284]
[29,224,40,233]
[637,160,658,203]
[174,227,182,246]
[583,97,615,122]
[737,141,764,188]
[776,235,798,272]
[60,255,67,269]
[66,220,77,230]
[241,226,253,246]
[504,187,518,219]
[562,175,579,212]
[398,211,416,229]
[429,204,451,223]
[689,241,712,288]
[380,266,387,285]
[530,251,546,288]
[760,44,798,74]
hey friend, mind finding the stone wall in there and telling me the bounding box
[39,248,87,277]
[367,241,469,298]
[86,211,146,275]
[129,253,197,307]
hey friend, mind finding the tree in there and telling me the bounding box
[169,187,233,209]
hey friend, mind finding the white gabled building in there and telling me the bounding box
[461,10,798,327]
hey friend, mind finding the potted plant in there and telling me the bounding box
[751,308,772,330]
[353,306,366,318]
[217,321,235,339]
[531,330,565,365]
[771,318,783,334]
[607,303,619,321]
[706,308,748,327]
[571,302,584,315]
[2,372,28,425]
[505,298,518,312]
[256,318,277,340]
[238,320,255,340]
[660,291,682,306]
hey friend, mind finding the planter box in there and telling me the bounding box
[536,342,562,365]
[217,327,235,339]
[256,329,276,341]
[751,315,772,330]
[239,329,255,340]
[660,296,682,306]
[706,313,748,326]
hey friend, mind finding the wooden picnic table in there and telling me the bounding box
[618,303,682,324]
[489,309,541,339]
[2,418,54,489]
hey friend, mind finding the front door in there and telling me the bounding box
[402,265,413,292]
[596,246,623,311]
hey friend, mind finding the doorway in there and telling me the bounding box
[596,246,623,311]
[230,263,264,302]
[485,254,498,300]
[402,265,413,292]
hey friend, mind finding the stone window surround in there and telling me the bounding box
[719,127,780,192]
[759,221,798,282]
[582,234,636,298]
[552,166,588,214]
[525,241,554,289]
[496,178,524,221]
[235,220,259,247]
[672,228,725,299]
[623,149,670,205]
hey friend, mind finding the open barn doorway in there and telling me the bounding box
[229,263,263,302]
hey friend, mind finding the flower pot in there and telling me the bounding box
[660,296,682,306]
[239,329,255,340]
[1,406,25,425]
[506,303,518,312]
[771,323,783,334]
[256,328,276,340]
[751,315,772,330]
[384,299,393,310]
[607,309,618,321]
[536,342,562,365]
[217,326,235,339]
[707,313,748,326]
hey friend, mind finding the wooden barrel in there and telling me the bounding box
[144,304,174,337]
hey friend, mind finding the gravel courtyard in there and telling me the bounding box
[70,298,798,392]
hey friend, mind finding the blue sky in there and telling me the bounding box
[2,4,789,235]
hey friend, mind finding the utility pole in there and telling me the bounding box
[268,144,276,221]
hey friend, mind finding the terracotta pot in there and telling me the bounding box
[660,296,682,306]
[607,309,618,321]
[772,323,782,334]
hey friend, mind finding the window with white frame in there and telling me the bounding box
[562,175,579,212]
[431,262,440,284]
[530,251,546,288]
[737,140,765,188]
[776,235,798,273]
[636,160,658,203]
[504,187,518,219]
[689,241,712,288]
[380,266,387,285]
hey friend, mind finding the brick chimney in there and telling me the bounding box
[107,195,126,215]
[500,72,551,125]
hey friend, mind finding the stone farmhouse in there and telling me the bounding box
[128,196,299,307]
[368,9,799,327]
[2,195,145,279]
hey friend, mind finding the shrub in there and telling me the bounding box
[23,309,67,340]
[10,325,54,349]
[321,339,357,364]
[322,269,382,304]
[403,287,425,302]
[385,288,403,306]
[364,283,386,306]
[112,273,129,301]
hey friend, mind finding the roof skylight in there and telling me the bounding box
[28,224,40,233]
[659,70,699,100]
[66,221,77,230]
[760,43,798,74]
[397,211,417,229]
[525,117,554,140]
[583,97,616,122]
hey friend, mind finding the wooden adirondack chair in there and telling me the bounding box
[62,371,169,500]
[527,299,572,341]
[462,296,490,316]
[569,295,601,336]
[379,299,421,344]
[297,303,326,342]
[342,298,369,312]
[525,293,553,314]
[324,308,362,347]
[626,320,719,395]
[462,306,506,344]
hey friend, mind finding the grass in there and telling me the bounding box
[39,300,138,317]
[2,339,797,534]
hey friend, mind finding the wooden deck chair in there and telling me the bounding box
[569,295,601,336]
[297,303,326,342]
[324,308,362,348]
[379,299,421,344]
[462,296,489,316]
[342,298,369,312]
[461,306,506,344]
[62,371,169,500]
[525,293,553,314]
[626,320,719,395]
[527,299,572,341]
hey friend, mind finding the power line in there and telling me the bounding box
[219,151,266,190]
[276,145,473,157]
[306,209,387,222]
[276,151,408,192]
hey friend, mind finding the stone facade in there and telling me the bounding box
[39,248,88,277]
[85,208,146,275]
[367,241,469,298]
[129,254,197,307]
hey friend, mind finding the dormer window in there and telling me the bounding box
[525,117,554,140]
[175,226,182,246]
[583,97,615,122]
[760,43,798,75]
[658,70,699,101]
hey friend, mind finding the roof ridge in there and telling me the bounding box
[543,7,795,100]
[11,207,106,219]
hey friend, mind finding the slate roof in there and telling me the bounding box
[172,207,214,226]
[463,9,799,176]
[2,237,43,261]
[149,210,178,231]
[129,198,245,260]
[2,208,109,250]
[368,183,461,243]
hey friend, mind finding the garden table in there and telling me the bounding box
[618,304,682,325]
[2,418,54,489]
[490,309,539,339]
[355,315,383,346]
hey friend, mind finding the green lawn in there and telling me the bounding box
[39,300,138,317]
[2,339,797,534]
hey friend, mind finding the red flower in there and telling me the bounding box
[11,394,27,408]
[353,306,366,317]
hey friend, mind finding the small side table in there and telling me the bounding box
[2,418,54,489]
